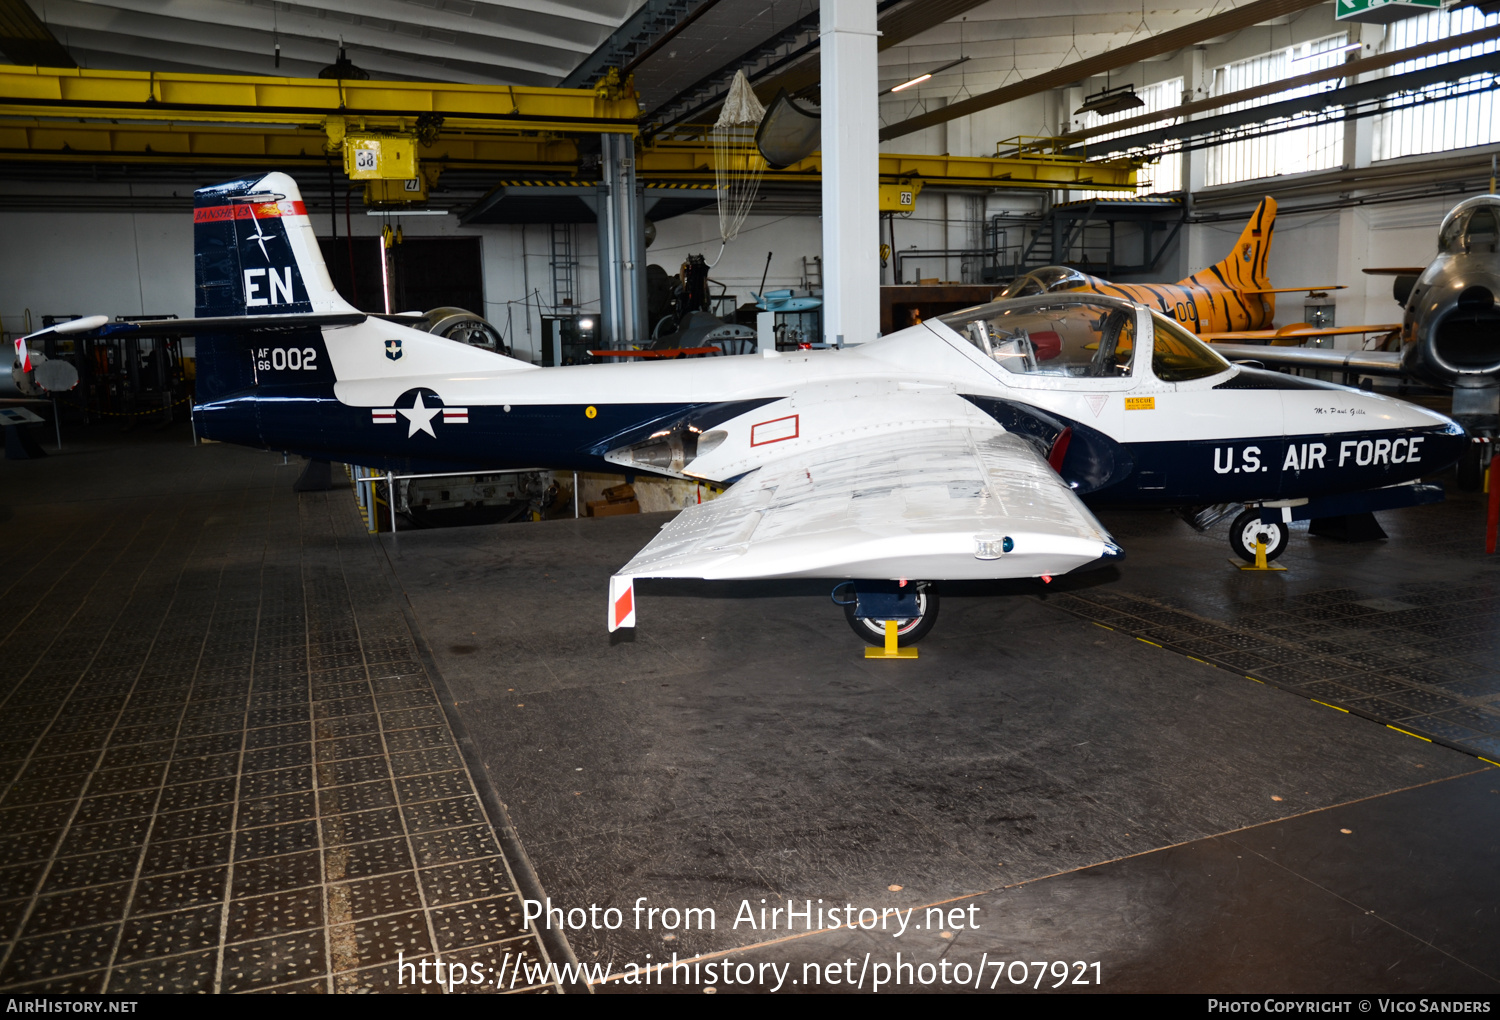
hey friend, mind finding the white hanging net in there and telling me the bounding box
[711,69,768,247]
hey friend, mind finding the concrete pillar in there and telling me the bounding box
[1342,23,1382,171]
[820,0,880,345]
[1182,46,1214,274]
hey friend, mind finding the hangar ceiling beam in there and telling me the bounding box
[51,28,562,89]
[1064,22,1500,143]
[0,65,641,134]
[1085,49,1500,158]
[750,0,996,104]
[648,0,990,132]
[562,0,710,88]
[34,0,585,84]
[0,0,74,68]
[878,0,1329,143]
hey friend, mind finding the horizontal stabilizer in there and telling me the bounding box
[1362,267,1427,276]
[98,313,368,336]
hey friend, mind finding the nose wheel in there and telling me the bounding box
[1229,509,1287,563]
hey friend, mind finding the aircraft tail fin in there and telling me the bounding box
[194,172,354,319]
[192,172,356,403]
[1196,196,1277,294]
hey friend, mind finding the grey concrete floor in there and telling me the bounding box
[4,424,1498,994]
[387,490,1500,993]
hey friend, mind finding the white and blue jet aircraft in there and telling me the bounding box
[14,173,1467,646]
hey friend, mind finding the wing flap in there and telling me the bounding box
[614,427,1121,587]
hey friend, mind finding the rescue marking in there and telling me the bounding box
[1124,397,1155,411]
[751,414,800,447]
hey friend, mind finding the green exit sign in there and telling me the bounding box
[1336,0,1441,23]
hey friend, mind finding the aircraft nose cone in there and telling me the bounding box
[1425,418,1468,473]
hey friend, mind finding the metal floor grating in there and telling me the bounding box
[0,444,558,993]
[1052,497,1500,764]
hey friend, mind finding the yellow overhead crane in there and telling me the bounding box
[639,134,1139,194]
[0,66,1140,203]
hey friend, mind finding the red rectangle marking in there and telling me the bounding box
[750,414,799,447]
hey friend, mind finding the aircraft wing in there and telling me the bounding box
[1362,267,1427,276]
[1201,324,1400,342]
[606,426,1121,630]
[1211,342,1404,376]
[1238,285,1347,294]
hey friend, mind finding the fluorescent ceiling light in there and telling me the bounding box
[880,57,970,96]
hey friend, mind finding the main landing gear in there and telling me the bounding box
[1228,508,1288,563]
[833,582,940,647]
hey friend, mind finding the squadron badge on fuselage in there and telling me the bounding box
[385,338,403,361]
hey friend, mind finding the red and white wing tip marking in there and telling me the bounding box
[608,575,636,632]
[372,408,397,424]
[13,337,30,373]
[442,408,469,423]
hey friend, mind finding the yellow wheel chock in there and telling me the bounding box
[1233,540,1287,572]
[865,619,919,659]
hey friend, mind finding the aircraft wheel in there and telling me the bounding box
[843,591,940,646]
[1229,509,1288,563]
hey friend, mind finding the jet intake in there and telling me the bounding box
[1429,286,1500,375]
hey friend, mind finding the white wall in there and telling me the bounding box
[0,210,194,331]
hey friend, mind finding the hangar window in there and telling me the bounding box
[1203,36,1347,186]
[1373,7,1500,162]
[944,301,1136,378]
[1069,77,1183,198]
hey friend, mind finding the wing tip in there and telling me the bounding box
[607,574,636,632]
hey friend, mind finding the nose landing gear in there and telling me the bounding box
[833,582,940,647]
[1228,508,1288,564]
